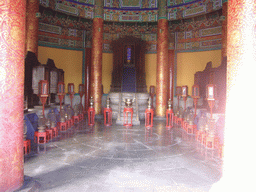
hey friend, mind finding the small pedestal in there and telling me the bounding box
[52,126,58,137]
[66,119,71,128]
[104,108,112,126]
[166,109,173,129]
[176,117,183,126]
[58,122,67,131]
[73,115,80,123]
[24,139,31,155]
[79,113,84,120]
[196,130,204,143]
[182,120,188,130]
[186,124,197,134]
[123,108,133,126]
[205,134,219,149]
[145,108,154,128]
[67,119,73,128]
[34,131,49,144]
[46,129,53,140]
[88,107,95,126]
[70,118,74,126]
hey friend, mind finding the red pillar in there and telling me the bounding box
[91,0,104,115]
[25,0,39,56]
[91,18,103,115]
[0,0,26,191]
[221,2,228,59]
[156,19,169,117]
[156,0,168,117]
[84,48,91,113]
[211,0,256,191]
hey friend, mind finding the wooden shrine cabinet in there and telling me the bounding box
[194,57,227,113]
[24,52,65,108]
[24,52,43,108]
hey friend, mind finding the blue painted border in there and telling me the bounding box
[102,50,157,54]
[39,43,84,51]
[65,0,158,10]
[94,15,104,19]
[175,46,221,53]
[167,0,201,8]
[64,0,204,10]
[65,0,94,7]
[104,7,158,11]
[67,93,80,96]
[158,17,168,20]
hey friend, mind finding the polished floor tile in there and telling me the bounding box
[23,118,222,192]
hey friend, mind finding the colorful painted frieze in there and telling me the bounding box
[39,0,223,51]
[40,0,223,22]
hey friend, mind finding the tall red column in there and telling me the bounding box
[91,0,104,115]
[211,0,256,191]
[25,0,39,56]
[156,0,169,117]
[85,48,91,113]
[0,0,26,191]
[221,2,228,59]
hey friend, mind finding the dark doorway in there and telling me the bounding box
[110,36,147,93]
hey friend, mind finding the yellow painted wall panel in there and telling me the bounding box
[38,46,83,93]
[177,50,221,95]
[102,53,113,94]
[145,54,157,92]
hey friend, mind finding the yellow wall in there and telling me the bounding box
[102,53,113,94]
[38,46,220,96]
[145,54,157,92]
[38,46,83,93]
[176,49,221,95]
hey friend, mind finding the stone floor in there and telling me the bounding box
[19,118,222,192]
